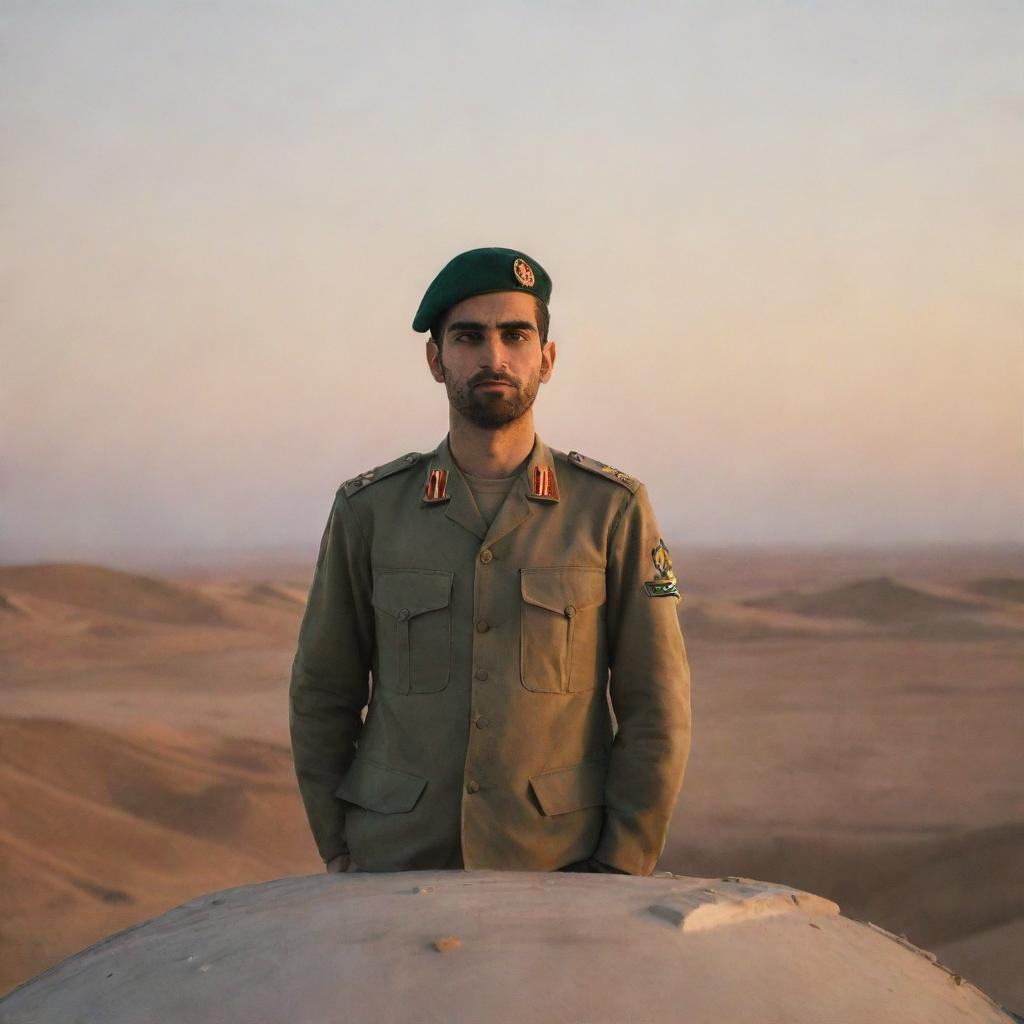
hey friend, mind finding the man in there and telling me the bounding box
[289,246,691,876]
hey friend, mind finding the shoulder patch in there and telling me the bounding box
[340,451,426,498]
[564,451,641,493]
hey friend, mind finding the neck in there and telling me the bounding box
[447,408,536,478]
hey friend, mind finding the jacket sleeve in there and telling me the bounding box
[289,489,374,864]
[594,482,692,875]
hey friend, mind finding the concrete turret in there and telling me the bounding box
[1,872,1017,1023]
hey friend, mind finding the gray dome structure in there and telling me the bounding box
[1,872,1017,1023]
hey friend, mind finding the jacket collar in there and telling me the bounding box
[421,433,560,544]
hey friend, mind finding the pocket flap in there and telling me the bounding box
[336,757,427,813]
[372,569,453,620]
[521,567,606,615]
[529,759,607,816]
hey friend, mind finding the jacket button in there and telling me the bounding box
[564,604,576,619]
[466,779,480,794]
[474,668,489,681]
[398,608,410,621]
[475,620,489,633]
[479,549,493,564]
[475,716,489,729]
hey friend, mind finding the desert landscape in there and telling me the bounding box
[1,545,1022,1010]
[5,1,1021,1018]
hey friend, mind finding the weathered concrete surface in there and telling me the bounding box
[0,871,1015,1023]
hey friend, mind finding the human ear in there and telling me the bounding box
[540,339,556,383]
[425,339,445,383]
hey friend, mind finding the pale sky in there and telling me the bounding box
[2,0,1022,563]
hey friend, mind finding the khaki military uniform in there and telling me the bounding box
[289,433,691,876]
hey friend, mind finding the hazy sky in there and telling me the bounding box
[2,0,1022,563]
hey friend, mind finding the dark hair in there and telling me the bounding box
[430,296,549,350]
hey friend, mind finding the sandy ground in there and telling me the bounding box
[1,548,1022,1010]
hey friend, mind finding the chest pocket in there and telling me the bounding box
[520,567,607,694]
[372,569,453,694]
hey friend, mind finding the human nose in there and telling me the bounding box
[476,331,509,369]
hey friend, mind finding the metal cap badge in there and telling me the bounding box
[513,258,535,288]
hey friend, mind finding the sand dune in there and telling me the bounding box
[672,824,1024,947]
[744,576,1004,624]
[0,563,232,627]
[0,716,319,994]
[933,916,1024,996]
[0,563,312,637]
[853,823,1024,946]
[680,596,868,641]
[0,564,306,675]
[666,823,1024,1009]
[969,577,1024,604]
[684,576,1023,641]
[0,593,30,617]
[2,552,1022,1009]
[899,616,1024,641]
[666,544,1024,597]
[237,582,308,606]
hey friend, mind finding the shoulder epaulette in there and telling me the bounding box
[340,451,426,498]
[563,450,641,493]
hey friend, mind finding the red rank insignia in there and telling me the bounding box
[424,468,449,503]
[531,465,559,502]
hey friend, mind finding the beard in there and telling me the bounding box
[443,367,541,429]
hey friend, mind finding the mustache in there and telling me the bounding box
[469,371,519,387]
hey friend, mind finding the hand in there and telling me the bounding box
[325,852,351,874]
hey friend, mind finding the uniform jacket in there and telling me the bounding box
[289,433,691,875]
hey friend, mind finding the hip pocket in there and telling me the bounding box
[336,756,428,812]
[372,569,453,694]
[520,566,606,694]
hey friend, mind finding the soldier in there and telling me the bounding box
[289,246,691,875]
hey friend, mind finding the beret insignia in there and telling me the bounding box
[513,258,536,287]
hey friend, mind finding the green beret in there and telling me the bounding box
[412,247,552,333]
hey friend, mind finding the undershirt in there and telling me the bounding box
[461,467,521,528]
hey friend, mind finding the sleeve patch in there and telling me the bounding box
[643,538,681,599]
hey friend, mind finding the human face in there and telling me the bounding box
[426,292,556,429]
